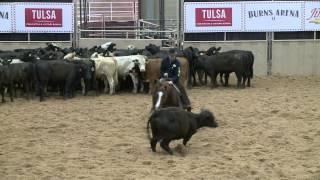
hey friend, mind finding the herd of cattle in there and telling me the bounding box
[0,42,254,103]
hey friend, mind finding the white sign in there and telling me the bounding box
[15,3,74,33]
[244,2,303,31]
[305,1,320,31]
[184,1,320,33]
[184,2,242,33]
[0,4,13,32]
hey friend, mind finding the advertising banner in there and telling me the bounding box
[184,2,242,33]
[195,8,233,27]
[184,1,320,32]
[15,3,73,33]
[305,1,320,31]
[244,2,303,31]
[0,4,13,32]
[25,8,63,27]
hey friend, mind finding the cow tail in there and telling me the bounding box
[146,110,155,140]
[250,53,254,79]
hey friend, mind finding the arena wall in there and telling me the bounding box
[272,41,320,75]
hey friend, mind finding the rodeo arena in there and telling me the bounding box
[1,0,320,179]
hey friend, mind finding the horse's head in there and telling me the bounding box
[152,80,179,110]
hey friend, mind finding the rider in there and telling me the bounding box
[160,48,192,111]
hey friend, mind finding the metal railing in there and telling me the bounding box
[78,29,177,40]
[77,1,139,24]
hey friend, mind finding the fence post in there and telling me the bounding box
[110,2,113,21]
[102,15,104,38]
[267,32,273,76]
[88,2,91,22]
[73,0,78,47]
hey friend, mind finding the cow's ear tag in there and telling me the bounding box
[79,68,82,72]
[91,67,95,72]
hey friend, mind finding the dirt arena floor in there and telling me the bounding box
[0,76,320,179]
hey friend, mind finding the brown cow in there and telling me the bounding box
[145,57,189,94]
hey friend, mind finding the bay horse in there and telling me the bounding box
[151,80,190,112]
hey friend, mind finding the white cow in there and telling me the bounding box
[91,53,118,95]
[63,52,81,61]
[113,55,147,93]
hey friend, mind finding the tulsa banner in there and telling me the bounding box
[0,3,73,33]
[184,1,320,33]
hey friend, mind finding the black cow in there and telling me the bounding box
[206,46,221,56]
[0,65,13,103]
[35,47,65,60]
[145,44,160,55]
[45,42,63,52]
[196,47,222,86]
[35,60,92,101]
[197,48,254,87]
[196,50,252,88]
[147,107,218,155]
[227,50,254,87]
[70,59,96,95]
[144,44,168,58]
[8,62,36,100]
[179,46,200,87]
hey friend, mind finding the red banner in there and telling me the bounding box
[25,8,62,27]
[195,8,232,26]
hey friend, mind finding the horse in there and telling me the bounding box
[151,80,190,112]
